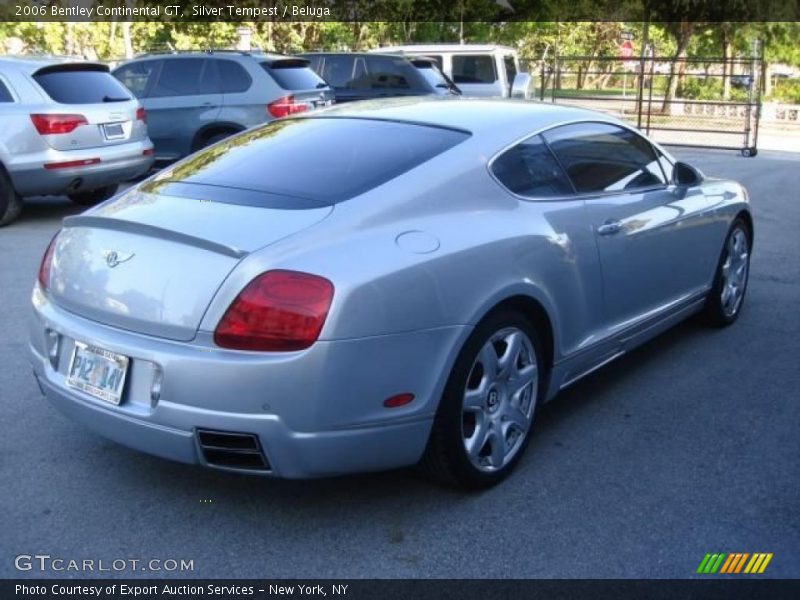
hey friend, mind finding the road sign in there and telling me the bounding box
[619,40,634,59]
[620,31,634,41]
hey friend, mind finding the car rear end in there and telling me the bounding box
[259,56,334,119]
[29,115,471,478]
[4,61,153,197]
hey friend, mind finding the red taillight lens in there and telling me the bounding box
[43,158,101,170]
[30,113,87,135]
[136,107,146,122]
[214,270,334,352]
[267,95,308,119]
[38,233,59,291]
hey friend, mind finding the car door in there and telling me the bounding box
[543,121,716,332]
[140,58,222,160]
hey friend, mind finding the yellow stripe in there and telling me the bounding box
[751,554,767,573]
[734,553,749,573]
[758,553,773,573]
[744,554,760,573]
[720,554,736,574]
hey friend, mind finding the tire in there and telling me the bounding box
[420,309,545,490]
[0,168,23,227]
[194,130,235,151]
[68,184,119,206]
[703,218,752,327]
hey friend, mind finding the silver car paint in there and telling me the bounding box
[0,57,153,196]
[29,98,751,478]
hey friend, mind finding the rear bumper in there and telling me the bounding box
[29,286,467,478]
[7,139,154,197]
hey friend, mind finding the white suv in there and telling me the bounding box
[0,57,154,226]
[372,44,533,99]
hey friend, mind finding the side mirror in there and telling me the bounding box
[673,161,703,186]
[511,72,534,100]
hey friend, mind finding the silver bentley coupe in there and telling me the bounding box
[29,99,753,489]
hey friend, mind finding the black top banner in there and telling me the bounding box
[1,0,799,23]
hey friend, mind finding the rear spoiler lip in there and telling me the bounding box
[62,215,247,259]
[34,62,110,76]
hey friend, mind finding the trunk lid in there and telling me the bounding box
[49,190,333,341]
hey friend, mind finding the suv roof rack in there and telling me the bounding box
[138,48,265,58]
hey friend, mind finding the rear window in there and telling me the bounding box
[141,118,470,207]
[34,67,132,104]
[262,60,327,90]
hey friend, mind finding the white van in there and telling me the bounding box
[371,44,533,99]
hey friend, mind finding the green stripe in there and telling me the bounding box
[697,554,712,573]
[710,553,726,573]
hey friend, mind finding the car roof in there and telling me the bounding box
[300,52,408,59]
[0,56,103,74]
[306,97,622,138]
[127,51,300,64]
[373,44,517,54]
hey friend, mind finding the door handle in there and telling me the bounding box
[597,220,623,235]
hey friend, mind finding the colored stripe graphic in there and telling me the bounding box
[700,553,774,575]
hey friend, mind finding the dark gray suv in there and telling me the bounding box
[113,51,334,162]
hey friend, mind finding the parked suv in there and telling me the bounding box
[372,44,534,99]
[0,57,154,226]
[113,51,334,163]
[301,52,460,103]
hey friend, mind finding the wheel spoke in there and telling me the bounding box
[509,363,537,399]
[465,416,489,458]
[488,426,506,468]
[463,386,486,413]
[503,404,530,435]
[497,332,522,376]
[478,342,499,379]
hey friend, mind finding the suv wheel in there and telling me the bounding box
[68,184,119,206]
[0,168,23,227]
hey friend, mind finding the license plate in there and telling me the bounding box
[103,122,125,140]
[66,341,129,405]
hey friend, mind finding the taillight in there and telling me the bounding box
[136,107,146,122]
[38,233,59,291]
[214,270,334,352]
[267,96,308,119]
[30,114,87,135]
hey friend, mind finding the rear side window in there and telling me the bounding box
[34,67,132,104]
[262,60,326,91]
[543,122,668,193]
[217,60,251,94]
[151,59,218,97]
[491,135,573,198]
[356,56,416,90]
[452,55,497,84]
[142,118,470,206]
[114,60,160,98]
[0,80,13,102]
[319,55,355,88]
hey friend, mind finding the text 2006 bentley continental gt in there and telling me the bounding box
[30,99,753,489]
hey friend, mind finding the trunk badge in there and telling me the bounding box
[104,250,135,268]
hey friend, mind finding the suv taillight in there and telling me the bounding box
[267,96,308,119]
[30,114,87,135]
[38,233,59,291]
[135,107,146,122]
[214,270,334,352]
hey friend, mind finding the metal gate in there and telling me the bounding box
[539,52,764,156]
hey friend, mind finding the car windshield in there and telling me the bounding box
[141,117,470,207]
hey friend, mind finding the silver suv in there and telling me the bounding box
[112,51,334,163]
[0,57,154,226]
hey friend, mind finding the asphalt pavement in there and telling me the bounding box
[1,148,798,579]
